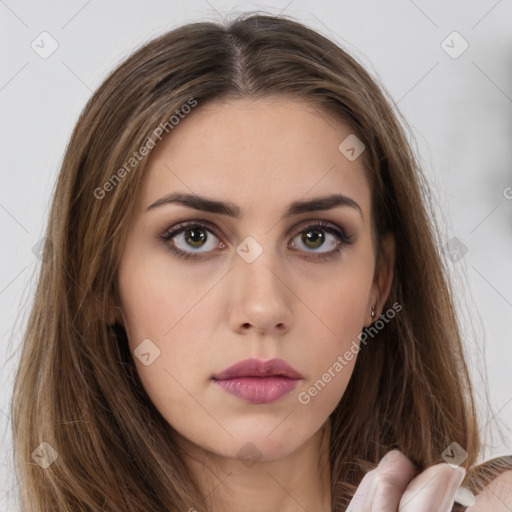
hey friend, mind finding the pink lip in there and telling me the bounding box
[212,358,303,404]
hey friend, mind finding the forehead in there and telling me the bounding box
[136,97,371,220]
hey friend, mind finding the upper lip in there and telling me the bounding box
[212,358,303,380]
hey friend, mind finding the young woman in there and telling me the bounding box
[11,12,511,512]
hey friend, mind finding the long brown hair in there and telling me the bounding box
[10,11,504,511]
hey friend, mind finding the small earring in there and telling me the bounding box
[371,305,376,319]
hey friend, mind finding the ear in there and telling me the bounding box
[365,233,395,326]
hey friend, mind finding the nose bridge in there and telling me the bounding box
[235,233,283,295]
[229,232,293,333]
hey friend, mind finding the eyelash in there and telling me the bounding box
[157,220,354,261]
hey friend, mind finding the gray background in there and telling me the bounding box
[1,1,511,508]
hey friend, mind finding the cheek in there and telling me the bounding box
[304,258,372,341]
[118,244,213,341]
[116,248,213,394]
[300,293,365,392]
[292,265,372,405]
[117,258,216,436]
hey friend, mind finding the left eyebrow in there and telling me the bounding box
[284,193,363,220]
[146,192,363,220]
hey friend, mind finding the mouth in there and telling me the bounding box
[211,358,303,404]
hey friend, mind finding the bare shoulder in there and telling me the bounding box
[467,469,512,511]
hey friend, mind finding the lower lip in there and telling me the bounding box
[212,376,301,404]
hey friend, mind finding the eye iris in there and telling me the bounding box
[185,227,207,248]
[302,229,324,249]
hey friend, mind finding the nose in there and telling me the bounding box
[227,245,293,336]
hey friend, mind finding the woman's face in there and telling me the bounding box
[116,96,393,464]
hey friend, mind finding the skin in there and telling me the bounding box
[114,97,465,511]
[468,471,512,511]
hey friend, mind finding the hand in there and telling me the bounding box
[346,449,466,512]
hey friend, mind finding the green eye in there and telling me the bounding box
[300,228,326,250]
[158,220,353,261]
